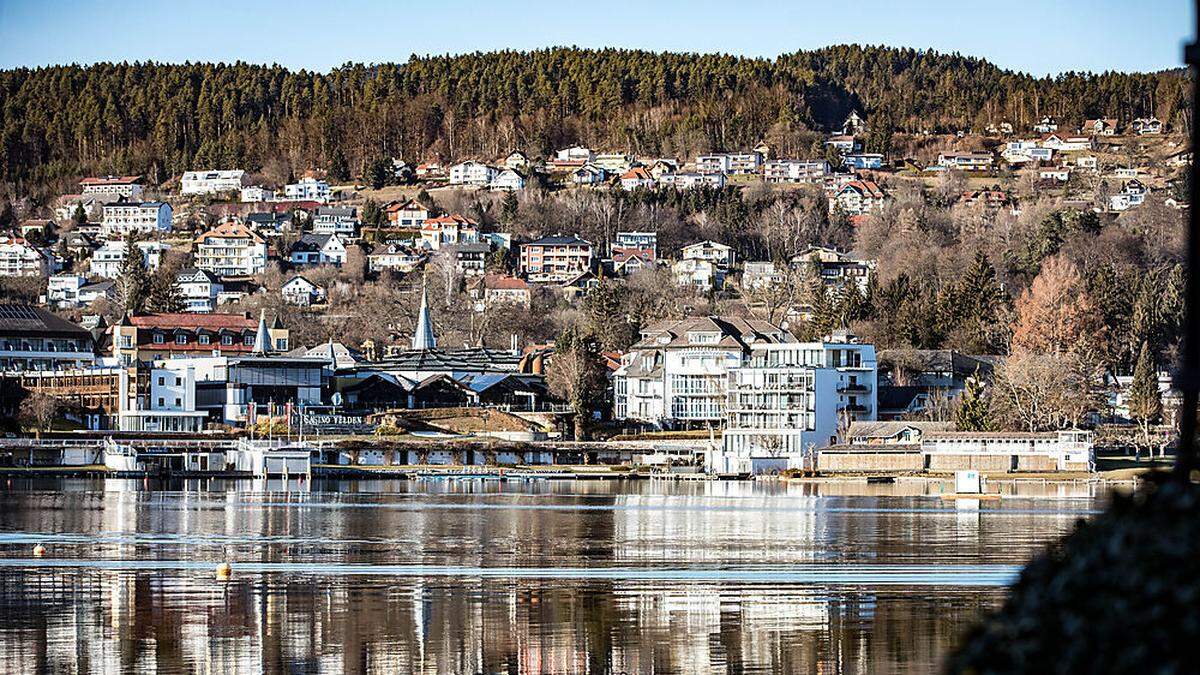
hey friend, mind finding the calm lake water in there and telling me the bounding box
[0,477,1112,674]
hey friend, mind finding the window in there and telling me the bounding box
[175,398,182,407]
[175,335,187,345]
[153,333,165,344]
[157,398,164,407]
[199,335,210,345]
[157,377,164,385]
[243,335,254,346]
[221,335,233,346]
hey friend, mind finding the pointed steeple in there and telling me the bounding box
[411,281,437,351]
[252,309,272,355]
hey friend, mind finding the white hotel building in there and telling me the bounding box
[180,169,246,195]
[614,316,790,429]
[713,333,877,473]
[100,200,173,238]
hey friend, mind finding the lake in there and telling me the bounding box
[0,477,1112,673]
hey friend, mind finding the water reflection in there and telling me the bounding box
[0,478,1110,674]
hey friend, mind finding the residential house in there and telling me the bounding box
[453,242,491,276]
[473,274,532,308]
[289,233,347,266]
[386,198,430,227]
[100,199,172,238]
[415,162,446,179]
[764,159,831,183]
[790,246,876,293]
[240,186,275,203]
[490,168,526,191]
[312,206,359,237]
[717,334,878,469]
[741,261,785,290]
[44,275,113,309]
[503,151,530,170]
[1039,167,1072,183]
[620,167,656,190]
[54,194,106,222]
[834,180,887,214]
[697,152,762,175]
[368,242,426,273]
[937,152,995,172]
[571,164,607,186]
[420,214,479,250]
[555,146,594,165]
[193,221,269,277]
[180,169,246,195]
[0,305,97,371]
[1132,117,1163,135]
[88,240,169,278]
[672,257,723,292]
[245,211,292,233]
[1033,116,1058,133]
[824,135,859,154]
[80,175,143,199]
[658,172,726,190]
[844,153,885,171]
[612,247,656,276]
[449,160,498,186]
[681,240,735,270]
[519,235,595,283]
[842,111,867,135]
[1110,179,1149,211]
[594,153,633,173]
[1040,133,1093,152]
[0,236,50,277]
[175,268,224,313]
[1002,141,1054,164]
[1082,118,1119,136]
[613,315,790,428]
[282,276,325,306]
[283,176,331,203]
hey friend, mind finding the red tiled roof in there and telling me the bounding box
[621,167,652,180]
[128,313,257,330]
[194,221,265,244]
[424,213,477,228]
[484,274,529,290]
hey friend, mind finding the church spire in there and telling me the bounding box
[252,309,272,355]
[411,281,437,351]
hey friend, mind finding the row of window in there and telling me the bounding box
[150,333,253,346]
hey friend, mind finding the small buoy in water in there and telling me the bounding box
[32,544,46,557]
[216,562,232,580]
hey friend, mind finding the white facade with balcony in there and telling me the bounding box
[714,338,877,473]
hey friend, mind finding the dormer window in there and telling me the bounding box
[152,333,165,344]
[688,331,720,345]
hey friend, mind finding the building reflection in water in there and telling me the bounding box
[0,478,1099,673]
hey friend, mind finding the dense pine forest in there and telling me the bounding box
[0,45,1190,193]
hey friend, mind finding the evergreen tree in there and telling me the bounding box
[416,189,435,211]
[147,267,183,313]
[329,149,351,183]
[73,203,87,225]
[116,236,151,315]
[500,191,519,226]
[369,158,391,190]
[1128,341,1162,448]
[954,374,993,431]
[361,198,383,227]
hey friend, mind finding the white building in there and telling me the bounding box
[89,240,170,278]
[490,168,527,191]
[613,316,790,428]
[175,268,224,313]
[833,181,887,215]
[696,152,762,175]
[763,159,830,183]
[1110,179,1149,211]
[119,364,208,433]
[449,160,498,187]
[672,258,723,292]
[80,176,143,199]
[312,206,359,237]
[180,169,246,195]
[283,177,331,203]
[715,335,878,473]
[556,146,594,163]
[0,236,50,277]
[282,276,325,306]
[193,221,269,276]
[368,242,426,273]
[658,172,726,190]
[100,200,172,238]
[240,186,275,203]
[44,274,113,309]
[289,233,347,266]
[681,240,735,270]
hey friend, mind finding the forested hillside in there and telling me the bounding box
[0,46,1189,193]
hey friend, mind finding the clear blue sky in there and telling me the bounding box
[0,0,1191,76]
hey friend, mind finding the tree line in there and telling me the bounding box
[0,45,1188,195]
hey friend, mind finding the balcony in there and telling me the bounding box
[837,383,871,394]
